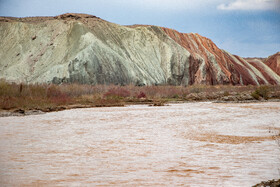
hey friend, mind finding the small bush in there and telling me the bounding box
[172,94,179,99]
[257,86,269,99]
[223,91,230,96]
[251,92,260,100]
[137,91,146,99]
[252,86,270,100]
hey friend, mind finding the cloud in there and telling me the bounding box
[217,0,280,11]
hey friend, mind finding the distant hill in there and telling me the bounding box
[0,13,279,85]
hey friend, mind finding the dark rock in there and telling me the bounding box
[253,179,280,187]
[14,109,25,114]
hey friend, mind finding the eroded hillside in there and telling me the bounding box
[0,13,279,85]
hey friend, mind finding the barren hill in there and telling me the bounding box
[265,52,280,76]
[0,13,279,85]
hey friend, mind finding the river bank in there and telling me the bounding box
[1,98,280,117]
[1,80,280,117]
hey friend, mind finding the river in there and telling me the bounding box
[0,102,279,186]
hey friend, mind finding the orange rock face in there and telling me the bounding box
[161,27,280,85]
[265,52,280,76]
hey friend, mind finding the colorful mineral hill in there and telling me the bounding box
[0,13,279,85]
[265,52,280,76]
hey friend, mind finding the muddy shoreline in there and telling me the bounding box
[1,98,280,118]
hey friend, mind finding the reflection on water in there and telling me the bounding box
[0,102,280,186]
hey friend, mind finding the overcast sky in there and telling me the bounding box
[0,0,279,57]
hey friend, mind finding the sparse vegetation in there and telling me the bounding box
[1,79,280,114]
[251,85,270,100]
[251,92,260,100]
[104,87,131,98]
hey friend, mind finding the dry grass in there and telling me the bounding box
[1,79,280,112]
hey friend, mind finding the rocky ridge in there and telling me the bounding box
[0,13,279,86]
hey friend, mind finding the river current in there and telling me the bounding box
[0,102,279,186]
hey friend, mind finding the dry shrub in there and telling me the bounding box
[104,87,130,98]
[46,85,70,105]
[1,79,280,111]
[189,85,205,93]
[0,96,16,110]
[77,94,96,104]
[0,80,21,97]
[251,92,260,100]
[251,85,270,100]
[59,84,106,97]
[137,91,146,99]
[47,85,62,98]
[137,86,187,99]
[28,84,47,98]
[223,91,230,96]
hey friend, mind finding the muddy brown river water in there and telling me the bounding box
[0,102,280,186]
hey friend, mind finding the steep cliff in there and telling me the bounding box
[0,13,279,85]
